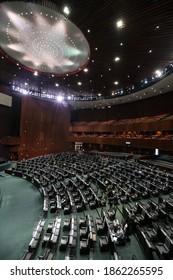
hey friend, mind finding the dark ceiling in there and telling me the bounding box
[1,0,173,99]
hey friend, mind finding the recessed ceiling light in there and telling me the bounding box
[116,20,124,29]
[63,6,70,15]
[114,81,119,85]
[115,57,120,62]
[149,49,152,53]
[155,69,163,78]
[84,68,88,72]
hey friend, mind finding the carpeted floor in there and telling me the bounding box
[0,175,42,259]
[0,171,146,260]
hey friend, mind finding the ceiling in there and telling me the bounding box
[0,0,173,108]
[0,1,90,75]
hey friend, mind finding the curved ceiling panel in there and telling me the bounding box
[0,1,90,75]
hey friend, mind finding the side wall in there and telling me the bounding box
[71,91,173,122]
[0,84,71,160]
[19,96,70,159]
[0,89,21,158]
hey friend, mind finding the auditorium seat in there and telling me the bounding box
[50,204,56,213]
[76,202,83,212]
[50,233,59,250]
[59,236,68,251]
[80,227,88,239]
[99,236,109,252]
[80,238,90,254]
[155,236,173,259]
[95,218,105,234]
[136,226,155,259]
[28,237,39,253]
[79,217,86,228]
[145,222,159,241]
[100,198,107,207]
[108,209,116,221]
[64,205,71,214]
[47,222,54,233]
[96,223,105,234]
[22,250,33,260]
[89,200,97,209]
[42,233,51,247]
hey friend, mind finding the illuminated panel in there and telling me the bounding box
[0,1,90,75]
[0,92,12,107]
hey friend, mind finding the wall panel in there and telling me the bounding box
[19,96,70,159]
[72,91,173,123]
[69,135,173,152]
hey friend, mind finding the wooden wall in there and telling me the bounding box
[18,96,70,159]
[69,91,173,154]
[0,92,21,158]
[71,91,173,122]
[70,119,173,133]
[69,135,173,153]
[0,82,71,160]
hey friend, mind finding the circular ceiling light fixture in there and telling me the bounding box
[0,1,90,76]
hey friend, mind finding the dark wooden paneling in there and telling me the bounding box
[0,92,21,158]
[70,119,173,133]
[0,95,21,137]
[72,91,173,122]
[19,96,70,159]
[69,136,173,152]
[1,136,21,145]
[70,91,173,154]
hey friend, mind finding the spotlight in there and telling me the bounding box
[63,6,70,15]
[57,95,64,102]
[155,69,163,78]
[115,57,120,62]
[114,81,119,85]
[116,20,124,29]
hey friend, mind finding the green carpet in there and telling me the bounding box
[0,175,42,259]
[0,173,146,260]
